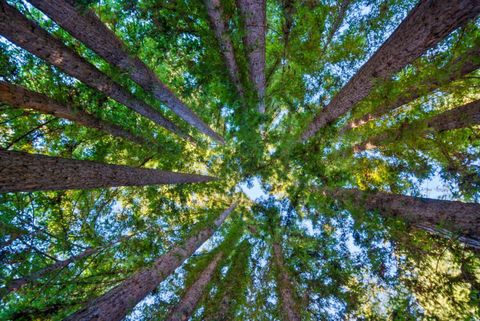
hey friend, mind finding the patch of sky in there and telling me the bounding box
[237,176,269,201]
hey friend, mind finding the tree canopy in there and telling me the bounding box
[0,0,479,320]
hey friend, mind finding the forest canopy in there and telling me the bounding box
[0,0,480,320]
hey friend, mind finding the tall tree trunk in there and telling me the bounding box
[64,204,236,321]
[205,0,246,105]
[325,188,480,245]
[237,0,266,113]
[272,241,301,321]
[0,1,192,142]
[165,251,224,321]
[353,99,480,152]
[27,0,224,144]
[0,149,215,193]
[0,82,149,146]
[301,0,480,141]
[344,44,480,131]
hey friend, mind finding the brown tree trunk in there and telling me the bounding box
[344,44,480,131]
[205,0,246,105]
[272,241,301,321]
[353,99,480,152]
[0,82,149,146]
[27,0,224,144]
[0,1,192,142]
[0,149,215,193]
[301,0,480,141]
[326,188,480,244]
[237,0,266,113]
[165,251,224,321]
[64,204,236,321]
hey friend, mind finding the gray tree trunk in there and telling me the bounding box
[27,0,224,144]
[64,204,236,321]
[326,188,480,245]
[0,149,216,193]
[0,82,149,146]
[272,241,301,321]
[165,251,224,321]
[237,0,266,113]
[302,0,480,141]
[0,1,192,142]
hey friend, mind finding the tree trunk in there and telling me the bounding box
[237,0,266,113]
[344,44,480,131]
[0,149,215,193]
[301,0,480,141]
[165,251,224,321]
[27,0,224,144]
[64,204,236,321]
[326,188,480,245]
[272,241,301,321]
[0,1,192,142]
[324,0,351,50]
[0,82,149,146]
[205,0,246,105]
[353,99,480,152]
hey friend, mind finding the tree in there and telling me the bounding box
[0,149,215,193]
[0,1,192,142]
[301,0,480,141]
[165,251,224,321]
[64,204,235,321]
[325,187,480,246]
[0,82,150,146]
[27,0,224,144]
[237,0,266,113]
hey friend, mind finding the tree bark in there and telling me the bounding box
[165,251,224,321]
[0,82,149,146]
[64,204,236,321]
[353,99,480,152]
[205,0,246,105]
[344,44,480,131]
[0,1,193,142]
[237,0,266,113]
[301,0,480,141]
[0,149,216,193]
[272,241,301,321]
[27,0,224,144]
[326,188,480,245]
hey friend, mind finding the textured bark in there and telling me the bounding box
[344,44,480,131]
[353,99,480,152]
[272,241,301,321]
[165,251,224,321]
[237,0,266,113]
[327,188,480,243]
[0,149,216,193]
[0,82,149,146]
[0,1,192,142]
[205,0,246,104]
[6,247,98,294]
[28,0,224,144]
[64,204,236,321]
[301,0,480,141]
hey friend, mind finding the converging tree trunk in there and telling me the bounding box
[27,0,224,144]
[237,0,266,113]
[325,188,480,246]
[353,99,480,152]
[205,0,246,105]
[0,149,215,193]
[64,204,236,321]
[272,241,301,321]
[301,0,480,141]
[344,44,480,131]
[0,1,192,142]
[165,251,224,321]
[0,82,149,146]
